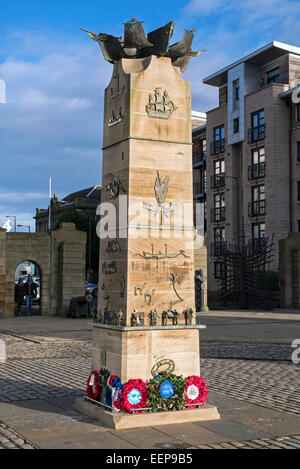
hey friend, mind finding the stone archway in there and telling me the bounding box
[0,223,87,318]
[14,260,42,316]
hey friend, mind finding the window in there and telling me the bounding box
[251,109,265,142]
[214,159,225,175]
[266,67,280,84]
[298,220,300,232]
[252,185,265,202]
[252,147,265,164]
[250,185,265,216]
[298,142,300,162]
[214,125,224,142]
[233,118,239,133]
[212,125,225,155]
[214,227,225,242]
[249,147,265,179]
[298,181,300,201]
[214,193,225,209]
[252,222,265,239]
[214,262,225,280]
[233,79,240,110]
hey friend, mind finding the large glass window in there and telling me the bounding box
[251,109,265,142]
[266,67,280,84]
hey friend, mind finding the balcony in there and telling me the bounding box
[210,138,225,156]
[192,150,206,166]
[211,173,225,189]
[211,241,227,257]
[193,181,205,196]
[250,237,267,253]
[248,200,266,217]
[248,124,265,144]
[248,162,265,180]
[211,207,226,223]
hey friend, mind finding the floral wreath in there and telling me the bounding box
[104,375,123,410]
[87,370,101,401]
[185,375,209,408]
[118,379,149,414]
[147,372,186,412]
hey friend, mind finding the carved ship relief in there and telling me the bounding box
[146,88,177,119]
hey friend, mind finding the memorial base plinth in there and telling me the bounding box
[74,397,220,430]
[91,324,206,382]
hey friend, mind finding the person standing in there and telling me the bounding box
[14,279,24,316]
[23,276,38,316]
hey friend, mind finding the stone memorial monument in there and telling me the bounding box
[75,19,219,428]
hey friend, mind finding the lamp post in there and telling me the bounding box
[17,224,31,233]
[6,215,16,232]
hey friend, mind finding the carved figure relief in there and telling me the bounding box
[102,261,117,275]
[134,283,146,296]
[135,244,190,260]
[184,308,194,326]
[143,171,178,220]
[106,177,126,199]
[144,289,155,305]
[146,88,177,119]
[169,273,183,302]
[106,238,121,253]
[120,275,126,298]
[108,107,123,126]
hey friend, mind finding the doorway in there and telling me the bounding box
[14,261,42,316]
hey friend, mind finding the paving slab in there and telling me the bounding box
[33,431,139,450]
[152,422,230,446]
[194,418,271,441]
[110,427,190,450]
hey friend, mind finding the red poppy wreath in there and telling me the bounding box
[185,375,209,408]
[87,370,101,401]
[118,379,149,414]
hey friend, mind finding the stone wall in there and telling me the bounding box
[0,223,86,318]
[279,233,300,308]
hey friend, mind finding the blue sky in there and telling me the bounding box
[1,0,300,231]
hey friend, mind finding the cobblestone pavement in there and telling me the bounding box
[197,434,300,449]
[201,342,292,361]
[0,333,92,360]
[0,333,300,449]
[0,357,90,402]
[0,424,36,449]
[201,358,300,416]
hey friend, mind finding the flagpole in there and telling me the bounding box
[49,177,52,231]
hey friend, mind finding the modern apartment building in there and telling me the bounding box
[201,41,300,302]
[192,112,207,232]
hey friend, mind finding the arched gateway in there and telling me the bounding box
[0,223,86,318]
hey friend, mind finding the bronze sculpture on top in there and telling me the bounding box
[81,18,205,72]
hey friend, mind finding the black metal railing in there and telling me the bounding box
[211,241,227,257]
[248,200,266,217]
[248,162,265,180]
[211,207,226,222]
[248,124,265,144]
[250,237,267,253]
[211,173,225,189]
[192,150,206,165]
[210,138,225,155]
